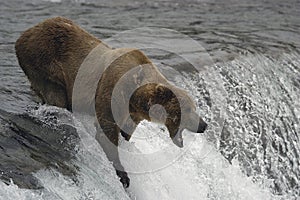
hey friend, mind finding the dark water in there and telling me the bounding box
[0,0,299,199]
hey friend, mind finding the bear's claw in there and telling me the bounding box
[116,170,130,188]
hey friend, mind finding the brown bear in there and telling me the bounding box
[15,17,207,188]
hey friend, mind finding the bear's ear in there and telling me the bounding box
[155,84,174,100]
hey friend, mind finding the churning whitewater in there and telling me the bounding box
[0,0,299,199]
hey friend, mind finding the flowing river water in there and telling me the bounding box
[0,0,299,199]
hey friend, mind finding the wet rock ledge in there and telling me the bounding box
[0,108,80,189]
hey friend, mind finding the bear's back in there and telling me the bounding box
[15,17,101,86]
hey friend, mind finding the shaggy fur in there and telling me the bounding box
[15,17,207,188]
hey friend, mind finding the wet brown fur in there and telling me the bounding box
[15,17,206,187]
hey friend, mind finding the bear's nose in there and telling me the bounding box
[197,120,207,133]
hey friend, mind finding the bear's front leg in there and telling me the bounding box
[95,121,130,188]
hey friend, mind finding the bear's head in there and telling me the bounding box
[130,83,207,147]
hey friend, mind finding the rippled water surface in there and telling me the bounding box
[0,0,299,199]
